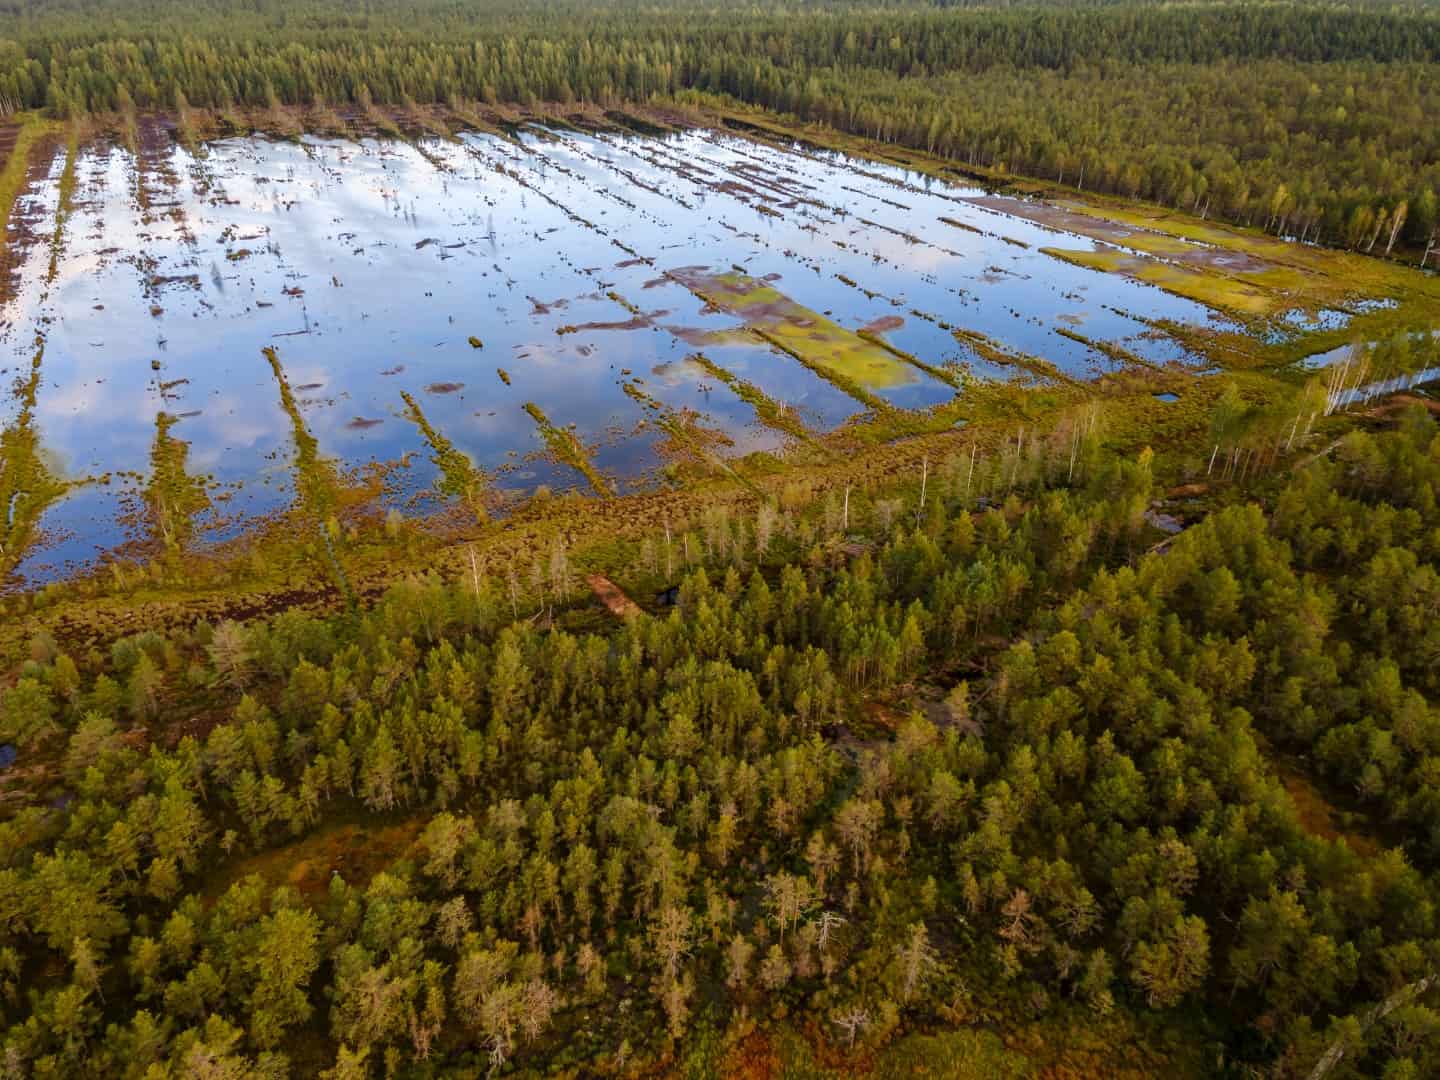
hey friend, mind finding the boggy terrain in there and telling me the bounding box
[1,102,1438,613]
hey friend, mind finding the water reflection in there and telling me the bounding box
[0,127,1332,586]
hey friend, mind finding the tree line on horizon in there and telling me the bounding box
[0,0,1439,257]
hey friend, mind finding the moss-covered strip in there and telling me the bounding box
[621,380,758,493]
[856,328,967,390]
[751,327,892,415]
[400,390,488,519]
[0,337,68,579]
[145,411,211,551]
[950,327,1083,388]
[0,114,58,278]
[262,346,340,521]
[523,401,614,498]
[686,352,826,453]
[1054,326,1167,373]
[46,120,80,282]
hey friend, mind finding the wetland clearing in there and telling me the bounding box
[3,109,1439,592]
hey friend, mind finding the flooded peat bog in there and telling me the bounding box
[0,124,1380,587]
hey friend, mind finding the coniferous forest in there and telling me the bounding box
[9,393,1440,1076]
[0,0,1438,253]
[4,2,1440,1078]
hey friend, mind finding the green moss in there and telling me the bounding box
[687,352,826,452]
[1042,246,1276,318]
[1054,325,1165,373]
[45,120,80,282]
[523,401,615,498]
[0,337,69,581]
[146,411,211,550]
[263,346,341,522]
[951,326,1082,388]
[400,390,489,519]
[1,114,59,272]
[670,269,917,394]
[857,327,967,390]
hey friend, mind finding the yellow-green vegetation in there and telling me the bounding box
[45,120,80,282]
[669,269,917,396]
[1043,245,1278,318]
[621,379,756,492]
[0,114,58,273]
[0,351,1336,670]
[1054,325,1168,375]
[951,326,1081,388]
[356,85,405,141]
[856,327,967,389]
[688,351,827,452]
[304,99,352,139]
[263,346,342,524]
[523,400,615,497]
[1039,195,1440,350]
[606,289,643,316]
[752,325,894,416]
[0,337,68,581]
[400,390,488,519]
[145,411,211,551]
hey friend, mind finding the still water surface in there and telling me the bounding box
[2,126,1257,585]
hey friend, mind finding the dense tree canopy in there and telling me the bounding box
[5,397,1440,1075]
[2,0,1439,251]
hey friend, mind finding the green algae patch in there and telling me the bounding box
[667,268,917,396]
[400,390,489,519]
[523,401,615,498]
[0,337,68,582]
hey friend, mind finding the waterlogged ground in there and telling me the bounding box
[0,122,1405,586]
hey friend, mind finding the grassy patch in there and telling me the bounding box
[950,326,1081,388]
[688,352,826,452]
[45,120,80,282]
[202,813,425,907]
[263,346,342,523]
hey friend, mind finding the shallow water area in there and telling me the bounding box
[0,124,1346,587]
